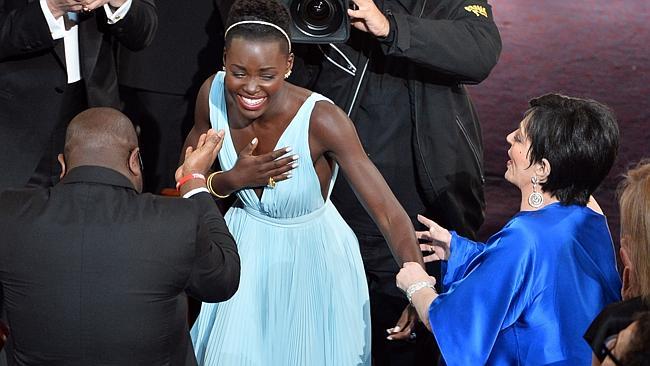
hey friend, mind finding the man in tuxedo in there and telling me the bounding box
[119,0,224,193]
[0,108,240,365]
[0,0,157,189]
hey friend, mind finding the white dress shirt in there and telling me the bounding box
[38,0,132,83]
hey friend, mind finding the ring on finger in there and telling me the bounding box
[267,176,277,189]
[409,332,416,340]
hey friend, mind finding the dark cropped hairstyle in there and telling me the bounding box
[523,93,619,206]
[621,311,650,366]
[225,0,292,54]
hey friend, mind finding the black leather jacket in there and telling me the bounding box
[294,0,501,238]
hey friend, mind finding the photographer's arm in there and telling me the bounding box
[350,0,502,83]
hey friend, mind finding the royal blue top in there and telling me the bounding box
[430,203,621,365]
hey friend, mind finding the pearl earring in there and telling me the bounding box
[284,69,292,79]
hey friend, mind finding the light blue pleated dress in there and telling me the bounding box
[191,72,371,366]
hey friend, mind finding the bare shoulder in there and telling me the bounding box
[195,74,218,123]
[309,98,355,139]
[198,74,217,97]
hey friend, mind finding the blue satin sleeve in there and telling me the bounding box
[443,231,486,288]
[429,226,536,365]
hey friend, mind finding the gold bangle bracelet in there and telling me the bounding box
[207,171,230,199]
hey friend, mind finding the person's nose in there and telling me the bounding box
[506,131,515,145]
[243,77,260,95]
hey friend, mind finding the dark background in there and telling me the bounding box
[471,0,650,245]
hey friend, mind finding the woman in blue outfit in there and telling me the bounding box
[396,94,622,365]
[185,0,423,365]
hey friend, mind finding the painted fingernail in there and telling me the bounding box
[251,137,258,144]
[387,336,393,341]
[291,162,299,168]
[393,326,401,332]
[292,154,299,160]
[386,328,393,334]
[286,174,293,179]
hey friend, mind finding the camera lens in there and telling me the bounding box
[305,1,331,23]
[291,0,343,37]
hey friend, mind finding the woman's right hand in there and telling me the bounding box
[230,137,299,189]
[416,214,452,262]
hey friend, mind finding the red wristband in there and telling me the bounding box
[176,173,206,191]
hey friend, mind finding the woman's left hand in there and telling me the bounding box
[416,214,451,262]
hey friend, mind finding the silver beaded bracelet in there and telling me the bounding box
[406,281,435,304]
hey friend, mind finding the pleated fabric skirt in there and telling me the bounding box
[191,201,371,366]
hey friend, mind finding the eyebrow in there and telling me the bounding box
[230,64,278,72]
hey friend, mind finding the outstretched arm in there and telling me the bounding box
[309,101,423,267]
[348,0,501,83]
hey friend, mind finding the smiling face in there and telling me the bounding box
[505,114,536,191]
[223,36,293,122]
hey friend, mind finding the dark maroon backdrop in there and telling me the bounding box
[471,0,650,244]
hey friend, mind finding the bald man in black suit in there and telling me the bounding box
[0,108,239,365]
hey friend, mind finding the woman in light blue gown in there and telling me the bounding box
[184,1,424,365]
[397,93,622,365]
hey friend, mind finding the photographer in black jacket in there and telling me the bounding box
[292,0,501,363]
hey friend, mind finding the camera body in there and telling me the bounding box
[280,0,350,43]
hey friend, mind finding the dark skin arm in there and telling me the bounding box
[309,100,423,268]
[309,100,424,341]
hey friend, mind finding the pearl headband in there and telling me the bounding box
[224,20,292,53]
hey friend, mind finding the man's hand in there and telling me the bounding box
[347,0,390,38]
[46,0,127,18]
[416,214,452,262]
[176,129,225,181]
[46,0,85,18]
[0,320,9,350]
[79,0,126,12]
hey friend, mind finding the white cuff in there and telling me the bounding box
[183,187,210,198]
[39,0,66,39]
[104,0,132,24]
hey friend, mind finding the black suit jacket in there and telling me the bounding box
[118,0,223,96]
[0,166,240,365]
[0,0,157,189]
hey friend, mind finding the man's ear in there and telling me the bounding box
[535,158,551,183]
[128,147,142,177]
[57,154,66,179]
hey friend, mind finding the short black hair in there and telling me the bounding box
[225,0,291,54]
[621,311,650,366]
[524,93,619,206]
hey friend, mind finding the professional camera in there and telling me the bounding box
[281,0,350,43]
